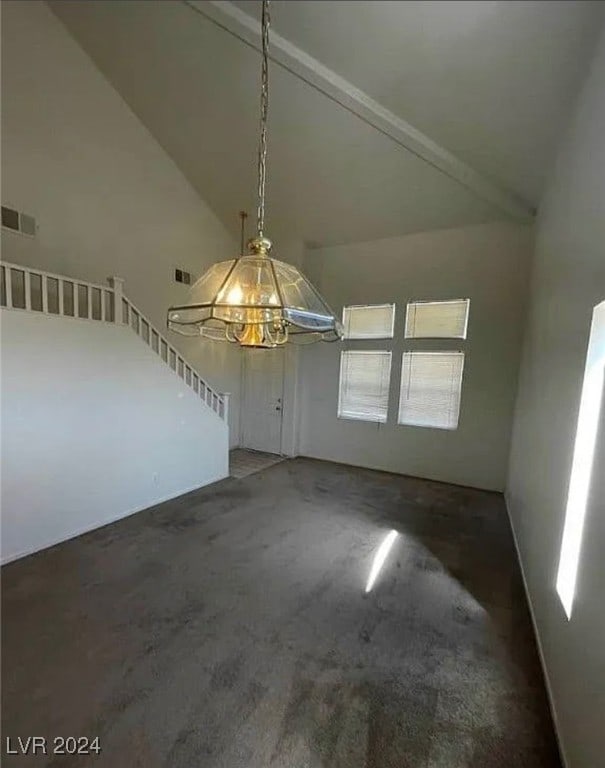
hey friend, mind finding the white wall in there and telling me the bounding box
[0,0,241,446]
[299,221,532,491]
[506,27,605,768]
[0,309,228,564]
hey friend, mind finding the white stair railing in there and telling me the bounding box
[0,259,114,320]
[0,260,228,422]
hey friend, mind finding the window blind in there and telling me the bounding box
[338,350,392,423]
[398,351,465,430]
[405,299,470,339]
[342,304,395,339]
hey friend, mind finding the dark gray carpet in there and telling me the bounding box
[2,458,560,767]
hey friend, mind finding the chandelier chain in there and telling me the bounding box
[239,210,248,256]
[256,0,270,238]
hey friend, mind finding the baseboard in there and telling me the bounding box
[0,472,228,566]
[503,493,570,768]
[298,452,502,494]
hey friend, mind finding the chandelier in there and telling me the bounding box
[167,0,343,348]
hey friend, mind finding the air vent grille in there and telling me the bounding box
[175,268,192,285]
[1,205,36,237]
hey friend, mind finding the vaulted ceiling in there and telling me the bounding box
[50,0,603,247]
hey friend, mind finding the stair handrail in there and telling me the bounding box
[0,259,228,422]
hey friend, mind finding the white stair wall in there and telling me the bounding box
[1,265,229,564]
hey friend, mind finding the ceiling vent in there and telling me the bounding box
[1,205,36,237]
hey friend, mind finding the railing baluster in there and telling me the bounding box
[41,275,48,313]
[24,270,31,310]
[5,266,13,308]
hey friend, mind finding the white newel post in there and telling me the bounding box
[221,392,231,423]
[108,276,125,324]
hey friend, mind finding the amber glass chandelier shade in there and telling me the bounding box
[167,249,343,347]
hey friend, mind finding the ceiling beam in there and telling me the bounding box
[186,0,535,222]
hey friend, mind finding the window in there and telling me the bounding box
[338,305,394,422]
[342,303,395,339]
[556,300,605,619]
[338,351,391,423]
[405,299,469,339]
[398,351,464,430]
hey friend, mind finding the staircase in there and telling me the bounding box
[1,259,230,564]
[0,260,229,421]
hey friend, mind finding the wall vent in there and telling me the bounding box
[1,206,36,237]
[175,268,192,285]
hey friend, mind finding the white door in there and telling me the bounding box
[241,348,285,454]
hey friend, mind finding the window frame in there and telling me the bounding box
[337,349,392,424]
[397,350,465,431]
[556,300,605,619]
[341,303,396,340]
[404,298,470,340]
